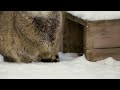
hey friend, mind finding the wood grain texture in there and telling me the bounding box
[85,19,120,61]
[85,48,120,61]
[87,20,120,49]
[63,18,84,53]
[63,12,87,26]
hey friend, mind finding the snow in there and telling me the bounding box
[0,52,120,79]
[67,11,120,21]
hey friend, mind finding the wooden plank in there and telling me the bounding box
[85,20,120,49]
[84,24,94,49]
[85,48,120,61]
[87,19,120,26]
[63,18,84,53]
[63,12,87,26]
[93,27,120,49]
[63,18,70,53]
[69,19,84,53]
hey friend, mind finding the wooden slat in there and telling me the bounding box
[63,18,70,52]
[69,19,84,53]
[85,48,120,61]
[63,18,84,53]
[63,12,87,26]
[86,20,120,49]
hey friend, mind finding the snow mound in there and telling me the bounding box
[67,11,120,21]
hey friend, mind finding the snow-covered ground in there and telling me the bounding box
[1,11,120,79]
[0,53,120,79]
[67,11,120,21]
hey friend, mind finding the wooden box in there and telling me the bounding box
[85,19,120,61]
[62,12,120,62]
